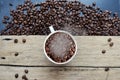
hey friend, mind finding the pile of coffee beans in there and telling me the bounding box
[1,0,120,35]
[45,32,76,63]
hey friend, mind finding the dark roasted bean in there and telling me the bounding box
[14,52,19,56]
[105,67,109,72]
[24,69,29,74]
[22,75,28,80]
[15,73,19,78]
[14,39,18,43]
[102,50,106,54]
[22,39,26,43]
[108,38,112,42]
[109,42,114,47]
[9,3,13,6]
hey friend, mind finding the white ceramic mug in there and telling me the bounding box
[44,26,77,64]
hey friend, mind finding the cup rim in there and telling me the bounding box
[43,30,77,65]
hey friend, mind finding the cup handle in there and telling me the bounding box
[49,25,55,33]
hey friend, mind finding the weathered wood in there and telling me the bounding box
[0,36,120,66]
[108,68,120,80]
[0,66,107,80]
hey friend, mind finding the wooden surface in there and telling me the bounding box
[0,36,120,80]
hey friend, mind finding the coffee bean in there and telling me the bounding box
[24,69,29,74]
[22,39,26,43]
[92,2,96,7]
[45,47,50,52]
[15,73,19,78]
[14,52,19,56]
[104,67,109,72]
[109,42,114,47]
[14,39,18,43]
[113,12,118,17]
[22,75,28,80]
[102,50,106,54]
[4,16,10,20]
[9,3,13,6]
[107,38,112,42]
[2,20,7,24]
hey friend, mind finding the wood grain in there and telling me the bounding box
[0,36,120,80]
[0,66,107,80]
[0,36,120,67]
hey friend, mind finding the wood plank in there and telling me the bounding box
[108,68,120,80]
[0,66,107,80]
[0,36,120,66]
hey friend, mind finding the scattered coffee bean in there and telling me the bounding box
[104,67,109,72]
[14,39,18,43]
[14,52,19,56]
[22,39,26,43]
[1,57,6,59]
[24,69,29,74]
[102,50,106,54]
[109,42,114,47]
[9,3,13,6]
[108,38,112,42]
[22,75,28,80]
[15,73,19,78]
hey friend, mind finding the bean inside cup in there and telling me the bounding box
[44,31,77,64]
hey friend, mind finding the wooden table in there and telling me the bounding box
[0,36,120,80]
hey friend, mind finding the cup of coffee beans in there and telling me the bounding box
[44,26,77,64]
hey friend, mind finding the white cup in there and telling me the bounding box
[44,26,77,64]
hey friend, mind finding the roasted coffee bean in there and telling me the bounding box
[22,39,26,43]
[15,73,19,78]
[14,39,18,43]
[24,69,29,74]
[4,16,10,20]
[9,3,13,6]
[109,42,114,47]
[92,2,96,7]
[45,47,50,52]
[113,12,118,17]
[22,75,28,80]
[14,52,19,56]
[104,67,109,72]
[2,20,7,24]
[102,50,106,54]
[108,38,112,42]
